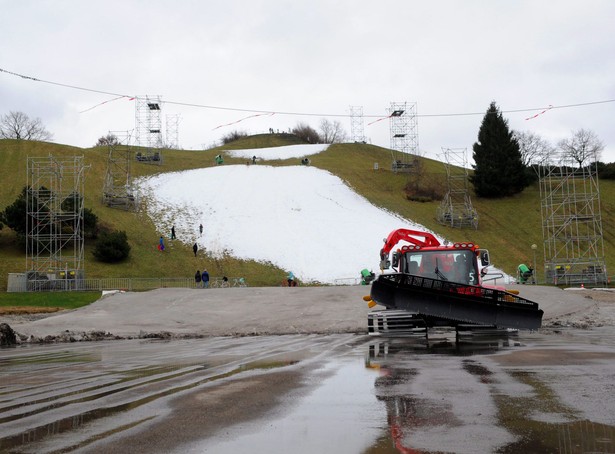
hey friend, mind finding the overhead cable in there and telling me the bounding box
[2,67,614,119]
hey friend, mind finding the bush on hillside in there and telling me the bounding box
[1,187,29,236]
[404,180,446,202]
[221,130,248,144]
[597,161,615,180]
[1,187,99,239]
[292,123,321,144]
[95,133,120,147]
[92,230,131,263]
[83,208,99,239]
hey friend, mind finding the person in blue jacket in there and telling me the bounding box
[287,271,295,287]
[201,269,210,288]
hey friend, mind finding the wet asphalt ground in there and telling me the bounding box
[1,285,614,453]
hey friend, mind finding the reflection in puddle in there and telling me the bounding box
[367,331,522,364]
[195,359,386,454]
[365,334,615,454]
[0,336,335,453]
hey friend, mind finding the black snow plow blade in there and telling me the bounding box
[370,273,543,330]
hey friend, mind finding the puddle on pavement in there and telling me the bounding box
[0,337,321,453]
[192,358,387,454]
[362,331,615,454]
[1,330,614,454]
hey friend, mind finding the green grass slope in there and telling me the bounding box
[0,136,613,290]
[312,143,614,283]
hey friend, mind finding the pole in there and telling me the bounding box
[531,244,538,284]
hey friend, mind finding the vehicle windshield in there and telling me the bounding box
[404,249,477,285]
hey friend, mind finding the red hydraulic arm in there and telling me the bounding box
[380,228,441,257]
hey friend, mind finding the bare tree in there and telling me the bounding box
[513,131,554,166]
[0,111,53,141]
[292,122,321,144]
[95,133,120,147]
[319,118,347,144]
[220,130,248,145]
[558,129,604,167]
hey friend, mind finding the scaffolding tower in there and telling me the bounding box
[26,156,86,290]
[102,131,137,210]
[388,101,419,172]
[135,95,163,164]
[166,114,180,149]
[436,148,478,229]
[349,106,366,143]
[539,151,607,285]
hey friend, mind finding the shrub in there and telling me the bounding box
[95,133,120,147]
[597,161,615,180]
[221,130,248,144]
[404,181,445,202]
[83,208,99,239]
[92,230,130,263]
[1,187,28,236]
[292,123,321,144]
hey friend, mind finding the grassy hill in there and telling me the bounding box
[0,135,613,291]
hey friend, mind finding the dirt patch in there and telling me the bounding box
[543,289,615,329]
[582,289,615,303]
[0,306,64,315]
[492,348,615,367]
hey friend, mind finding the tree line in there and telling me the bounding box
[2,107,613,198]
[220,118,348,145]
[471,101,607,198]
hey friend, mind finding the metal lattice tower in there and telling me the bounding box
[349,106,366,143]
[135,95,163,164]
[436,148,478,229]
[539,150,607,285]
[388,102,419,172]
[26,156,86,289]
[102,131,137,210]
[166,114,180,149]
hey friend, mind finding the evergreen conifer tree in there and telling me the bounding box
[470,102,528,197]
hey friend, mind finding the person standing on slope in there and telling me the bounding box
[201,269,210,288]
[193,243,198,257]
[158,236,165,251]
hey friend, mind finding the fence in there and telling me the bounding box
[6,273,246,292]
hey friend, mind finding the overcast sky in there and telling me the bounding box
[2,0,614,163]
